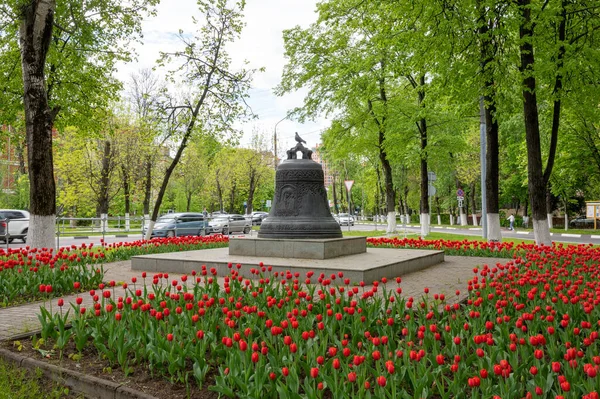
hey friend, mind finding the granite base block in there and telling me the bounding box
[228,236,366,259]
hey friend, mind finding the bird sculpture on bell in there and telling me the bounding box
[258,134,342,239]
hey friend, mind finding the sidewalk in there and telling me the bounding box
[0,255,501,341]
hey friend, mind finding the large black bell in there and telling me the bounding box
[258,140,342,239]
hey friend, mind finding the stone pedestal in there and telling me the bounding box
[229,236,366,259]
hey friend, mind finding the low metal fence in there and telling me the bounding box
[0,213,259,249]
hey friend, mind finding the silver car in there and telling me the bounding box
[209,214,252,235]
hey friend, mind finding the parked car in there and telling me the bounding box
[250,211,269,225]
[569,216,596,229]
[0,209,30,243]
[209,214,252,235]
[336,213,355,226]
[142,213,208,238]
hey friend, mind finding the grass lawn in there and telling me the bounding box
[0,357,81,398]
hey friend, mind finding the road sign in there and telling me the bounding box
[344,180,354,191]
[428,171,436,182]
[458,198,464,208]
[457,188,464,197]
[428,184,436,197]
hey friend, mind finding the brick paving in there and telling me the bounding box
[0,255,505,341]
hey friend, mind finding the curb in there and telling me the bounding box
[0,347,158,399]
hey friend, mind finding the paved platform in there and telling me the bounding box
[131,247,444,283]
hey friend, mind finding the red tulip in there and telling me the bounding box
[310,367,319,378]
[552,362,561,373]
[332,358,341,369]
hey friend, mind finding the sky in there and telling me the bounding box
[116,0,329,154]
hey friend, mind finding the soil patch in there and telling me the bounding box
[1,338,219,399]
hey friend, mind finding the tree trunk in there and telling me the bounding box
[96,140,112,217]
[215,177,223,212]
[228,182,236,214]
[145,131,192,239]
[247,173,256,215]
[465,192,470,222]
[414,75,429,236]
[182,192,189,212]
[122,165,130,215]
[332,174,339,214]
[19,0,58,249]
[477,0,502,241]
[518,0,551,245]
[457,181,468,226]
[403,184,410,223]
[143,156,152,215]
[546,184,553,229]
[470,181,477,226]
[368,69,396,233]
[15,136,27,175]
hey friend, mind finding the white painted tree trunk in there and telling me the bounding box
[405,214,410,225]
[471,214,478,226]
[386,211,396,233]
[450,215,454,225]
[437,214,441,225]
[533,218,552,246]
[460,209,468,226]
[125,213,130,231]
[101,213,108,233]
[29,214,55,250]
[564,214,568,231]
[487,213,502,242]
[144,220,155,240]
[421,213,430,236]
[547,213,553,229]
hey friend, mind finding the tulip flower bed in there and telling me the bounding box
[0,246,104,307]
[99,234,229,263]
[367,236,522,258]
[0,235,229,307]
[33,243,600,398]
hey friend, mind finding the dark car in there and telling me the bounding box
[250,211,269,225]
[142,213,208,237]
[569,216,596,229]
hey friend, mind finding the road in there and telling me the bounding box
[1,223,598,250]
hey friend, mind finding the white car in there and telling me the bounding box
[0,209,30,243]
[337,213,355,226]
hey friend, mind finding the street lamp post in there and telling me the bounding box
[274,114,291,170]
